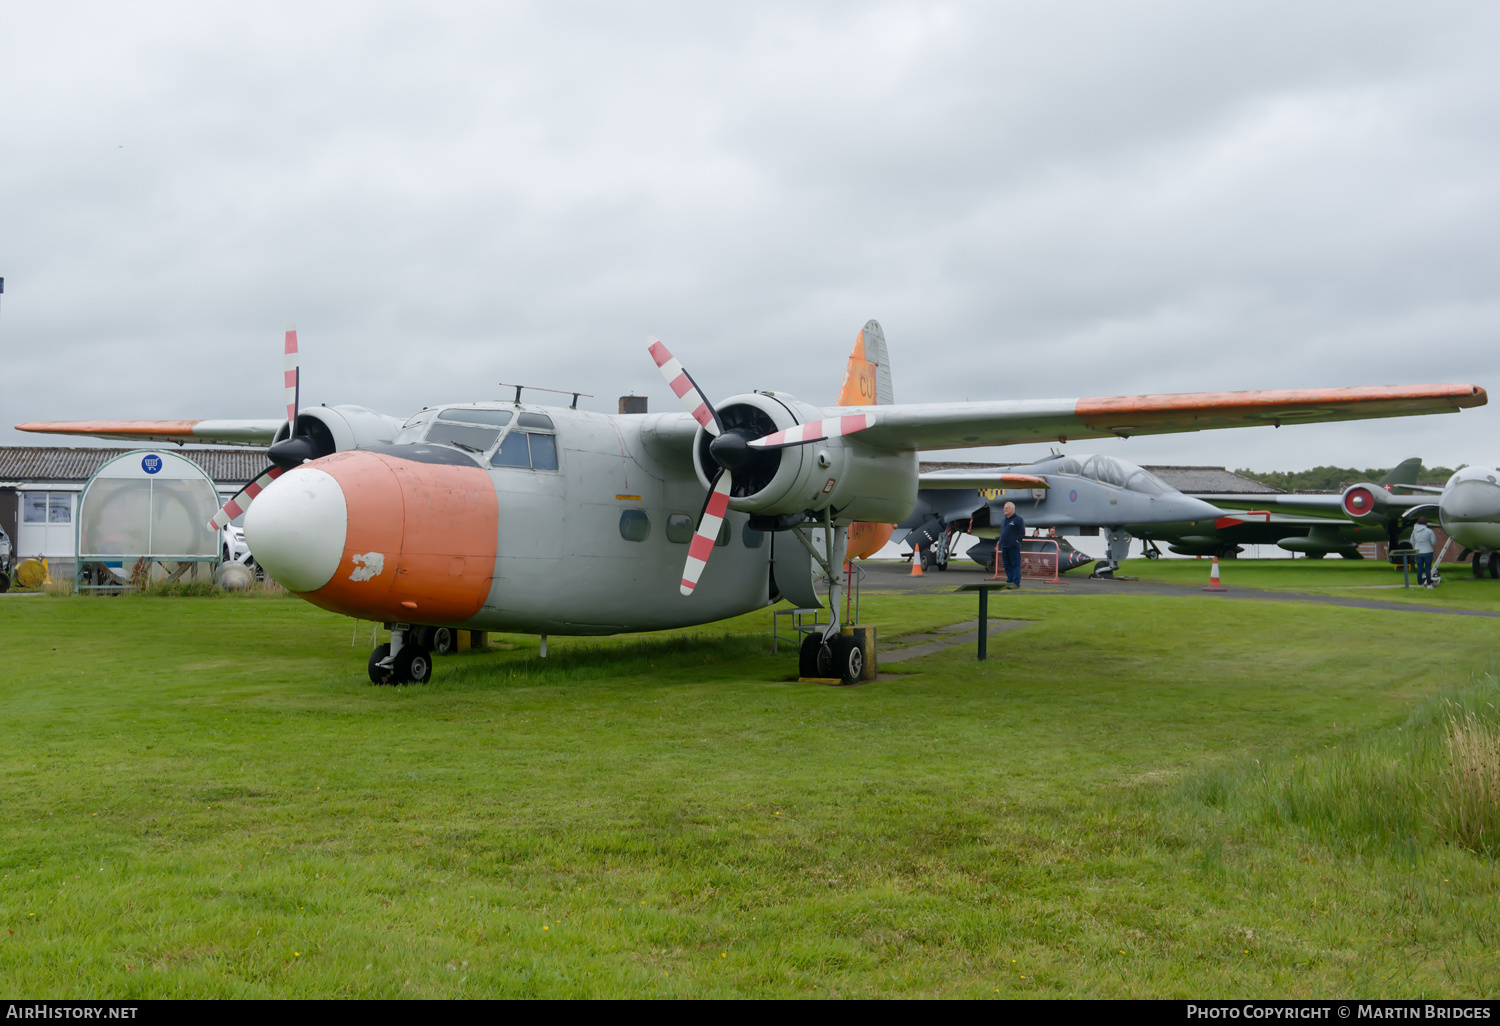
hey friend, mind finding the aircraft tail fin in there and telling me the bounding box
[836,319,894,407]
[1379,458,1423,486]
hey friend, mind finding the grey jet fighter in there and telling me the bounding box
[898,454,1222,574]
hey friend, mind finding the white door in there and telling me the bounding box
[17,491,75,558]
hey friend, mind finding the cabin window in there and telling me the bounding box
[619,509,650,542]
[742,524,764,548]
[665,514,694,544]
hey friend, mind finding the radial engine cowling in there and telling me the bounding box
[693,392,916,524]
[1340,483,1393,522]
[270,404,404,464]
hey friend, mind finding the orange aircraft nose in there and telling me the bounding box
[246,449,499,624]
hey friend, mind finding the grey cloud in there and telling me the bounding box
[1,1,1497,474]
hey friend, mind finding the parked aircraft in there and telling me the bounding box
[1208,461,1500,576]
[1136,460,1426,559]
[16,322,1487,683]
[897,454,1223,573]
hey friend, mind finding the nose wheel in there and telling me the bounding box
[367,631,434,685]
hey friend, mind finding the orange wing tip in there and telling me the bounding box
[1000,474,1049,488]
[1075,383,1487,427]
[14,420,204,436]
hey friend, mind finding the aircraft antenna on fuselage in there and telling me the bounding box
[496,383,596,409]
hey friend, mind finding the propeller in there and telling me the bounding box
[207,327,305,531]
[647,336,876,595]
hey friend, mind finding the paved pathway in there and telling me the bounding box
[879,618,1029,664]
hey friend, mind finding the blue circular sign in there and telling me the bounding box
[141,454,162,475]
[1069,489,1077,502]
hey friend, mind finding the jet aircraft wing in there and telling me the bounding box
[14,419,283,446]
[838,383,1485,451]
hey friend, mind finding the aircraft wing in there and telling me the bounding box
[918,471,1049,490]
[839,383,1486,451]
[1204,491,1433,519]
[14,419,283,446]
[1200,494,1349,518]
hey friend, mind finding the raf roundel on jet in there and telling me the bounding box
[16,320,1487,684]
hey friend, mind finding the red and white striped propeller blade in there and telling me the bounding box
[647,337,721,436]
[208,465,285,531]
[681,470,732,596]
[283,325,300,427]
[747,413,876,450]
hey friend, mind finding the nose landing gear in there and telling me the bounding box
[368,626,433,685]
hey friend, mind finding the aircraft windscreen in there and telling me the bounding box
[424,408,513,453]
[1052,457,1083,476]
[1123,467,1173,495]
[393,411,433,444]
[439,408,514,427]
[1083,456,1127,487]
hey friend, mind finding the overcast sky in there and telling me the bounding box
[2,1,1497,473]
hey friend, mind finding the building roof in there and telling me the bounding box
[0,446,269,485]
[1142,466,1281,494]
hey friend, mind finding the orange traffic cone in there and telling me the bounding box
[1203,556,1227,592]
[910,554,924,576]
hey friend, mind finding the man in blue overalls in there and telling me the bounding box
[999,500,1025,589]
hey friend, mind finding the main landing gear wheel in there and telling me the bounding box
[368,643,392,684]
[828,635,864,685]
[799,632,863,684]
[1473,552,1485,579]
[798,633,825,678]
[394,646,433,684]
[1488,552,1499,580]
[416,626,457,655]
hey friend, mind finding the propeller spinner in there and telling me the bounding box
[646,336,876,595]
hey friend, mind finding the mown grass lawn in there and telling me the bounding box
[1122,556,1500,612]
[0,586,1497,998]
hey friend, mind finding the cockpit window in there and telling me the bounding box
[489,412,559,471]
[426,420,502,453]
[438,408,513,427]
[1052,457,1082,476]
[1083,455,1126,487]
[1123,467,1172,496]
[394,410,434,445]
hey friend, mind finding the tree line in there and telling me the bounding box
[1233,464,1462,492]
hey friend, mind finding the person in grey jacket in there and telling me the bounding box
[1410,516,1436,588]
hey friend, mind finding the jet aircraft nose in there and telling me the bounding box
[244,449,499,623]
[1440,472,1500,524]
[1160,494,1224,524]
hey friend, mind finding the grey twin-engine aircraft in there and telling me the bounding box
[16,320,1487,683]
[898,454,1223,573]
